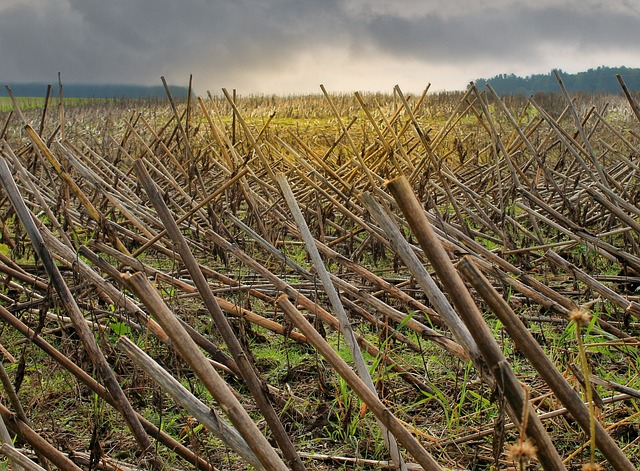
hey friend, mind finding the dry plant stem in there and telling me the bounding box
[0,444,45,471]
[122,272,289,471]
[131,166,250,258]
[0,401,81,471]
[361,191,480,362]
[133,160,304,471]
[0,413,25,471]
[221,87,278,184]
[485,83,563,197]
[590,375,640,399]
[518,189,640,271]
[456,256,636,471]
[387,175,566,471]
[4,86,27,124]
[116,337,265,471]
[296,452,426,470]
[38,84,52,136]
[0,361,27,425]
[616,74,640,124]
[0,361,44,471]
[160,76,195,175]
[0,343,16,364]
[2,140,73,248]
[0,157,158,464]
[0,306,217,471]
[320,84,378,189]
[36,225,170,347]
[553,70,611,190]
[76,244,241,373]
[87,240,306,344]
[544,250,640,319]
[276,295,444,471]
[22,125,131,256]
[443,394,631,447]
[156,200,433,392]
[226,226,433,391]
[574,322,597,467]
[227,212,461,359]
[276,173,407,471]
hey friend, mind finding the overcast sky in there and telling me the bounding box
[1,0,639,95]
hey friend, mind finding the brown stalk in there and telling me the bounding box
[116,337,264,470]
[0,305,217,471]
[276,295,445,471]
[456,255,636,471]
[22,125,131,255]
[442,393,632,449]
[0,157,158,465]
[544,250,640,319]
[0,402,80,471]
[122,272,289,471]
[387,175,566,471]
[160,76,195,187]
[198,209,435,392]
[133,159,306,471]
[276,173,407,470]
[362,191,479,362]
[0,443,46,471]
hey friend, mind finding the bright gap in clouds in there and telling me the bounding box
[198,47,475,96]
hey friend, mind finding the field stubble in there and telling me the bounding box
[0,80,638,470]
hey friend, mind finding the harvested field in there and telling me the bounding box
[0,78,639,470]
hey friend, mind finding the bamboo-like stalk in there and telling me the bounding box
[0,156,158,465]
[0,444,45,471]
[122,272,289,471]
[440,393,631,447]
[0,362,29,433]
[116,336,264,470]
[133,159,305,471]
[0,411,25,471]
[590,375,640,399]
[387,175,566,471]
[553,70,613,191]
[2,140,74,248]
[0,305,217,471]
[544,250,640,319]
[228,211,463,359]
[362,191,480,362]
[457,255,636,471]
[131,166,249,257]
[87,238,307,343]
[243,218,431,389]
[617,74,640,124]
[276,295,444,471]
[276,173,407,470]
[22,125,131,255]
[160,76,195,182]
[0,401,81,471]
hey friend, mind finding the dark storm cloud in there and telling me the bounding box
[1,0,640,92]
[0,0,349,84]
[360,4,640,63]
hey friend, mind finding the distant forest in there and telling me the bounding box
[0,82,190,99]
[474,66,640,95]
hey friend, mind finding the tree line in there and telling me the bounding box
[474,66,640,95]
